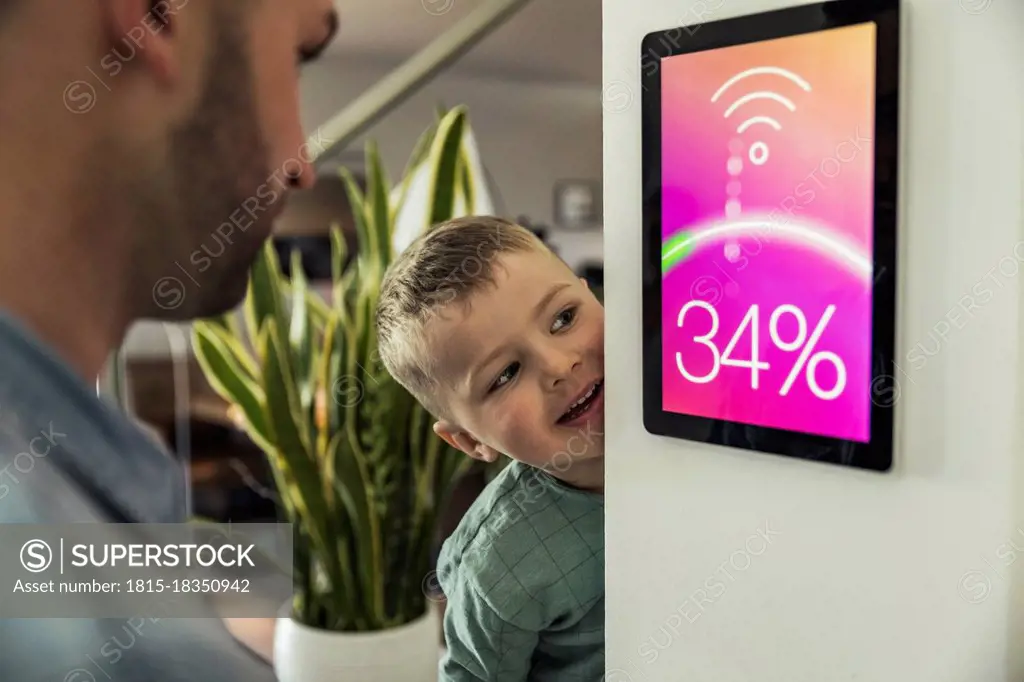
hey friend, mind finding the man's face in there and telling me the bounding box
[137,0,337,320]
[431,249,606,473]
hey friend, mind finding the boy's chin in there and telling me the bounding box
[515,444,604,472]
[570,450,605,466]
[556,443,605,465]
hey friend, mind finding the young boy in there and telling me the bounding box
[376,216,604,681]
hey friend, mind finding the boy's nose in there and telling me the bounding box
[542,348,582,388]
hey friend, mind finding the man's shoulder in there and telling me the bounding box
[0,447,105,524]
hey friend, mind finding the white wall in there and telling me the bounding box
[603,1,1024,680]
[300,57,603,229]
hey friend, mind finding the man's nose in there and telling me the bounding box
[276,124,321,192]
[285,154,317,191]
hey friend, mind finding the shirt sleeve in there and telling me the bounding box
[439,572,540,682]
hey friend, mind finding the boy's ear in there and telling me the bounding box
[433,420,500,463]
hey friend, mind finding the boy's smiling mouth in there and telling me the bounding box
[557,379,604,426]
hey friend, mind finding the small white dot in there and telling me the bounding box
[749,142,769,166]
[724,242,741,262]
[727,157,743,175]
[725,199,742,218]
[726,181,742,197]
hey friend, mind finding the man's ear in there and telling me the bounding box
[433,421,500,463]
[101,0,182,84]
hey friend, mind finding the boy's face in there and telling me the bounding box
[430,248,605,481]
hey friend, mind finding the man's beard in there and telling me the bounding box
[140,8,280,321]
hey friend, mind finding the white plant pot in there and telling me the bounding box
[273,609,441,682]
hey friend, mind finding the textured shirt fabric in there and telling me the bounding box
[0,311,277,682]
[437,459,604,681]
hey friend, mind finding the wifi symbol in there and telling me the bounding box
[711,66,812,167]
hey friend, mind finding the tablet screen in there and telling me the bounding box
[660,23,877,443]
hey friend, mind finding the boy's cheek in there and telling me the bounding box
[587,301,606,335]
[493,399,545,451]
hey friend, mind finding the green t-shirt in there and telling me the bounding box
[437,460,604,681]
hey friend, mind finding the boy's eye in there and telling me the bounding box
[552,306,577,333]
[490,362,520,393]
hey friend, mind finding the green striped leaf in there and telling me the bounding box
[330,225,349,289]
[191,321,271,451]
[317,311,340,458]
[459,150,475,213]
[427,106,467,225]
[364,140,392,270]
[288,248,314,417]
[339,420,382,623]
[197,313,260,380]
[244,242,287,344]
[338,168,371,264]
[393,118,440,214]
[305,288,332,332]
[261,320,311,458]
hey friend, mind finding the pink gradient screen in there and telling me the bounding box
[661,23,877,442]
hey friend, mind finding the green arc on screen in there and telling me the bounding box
[661,230,694,274]
[661,218,873,282]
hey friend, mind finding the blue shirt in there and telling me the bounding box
[0,311,276,682]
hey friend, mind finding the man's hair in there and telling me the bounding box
[376,215,546,417]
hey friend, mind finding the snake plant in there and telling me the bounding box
[191,106,489,631]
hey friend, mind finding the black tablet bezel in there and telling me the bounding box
[640,0,901,472]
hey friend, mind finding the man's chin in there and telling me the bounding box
[200,278,250,318]
[145,264,252,322]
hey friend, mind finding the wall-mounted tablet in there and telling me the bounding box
[641,0,900,471]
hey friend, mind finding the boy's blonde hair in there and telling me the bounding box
[376,216,546,417]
